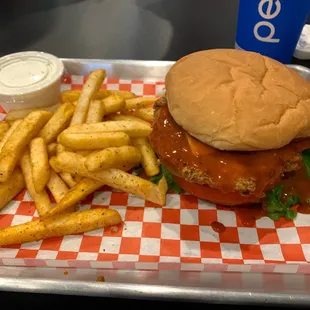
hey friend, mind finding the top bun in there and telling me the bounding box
[166,49,310,151]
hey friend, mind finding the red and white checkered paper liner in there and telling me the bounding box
[0,74,309,273]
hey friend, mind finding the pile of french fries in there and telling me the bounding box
[0,69,167,246]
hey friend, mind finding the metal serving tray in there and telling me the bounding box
[0,59,310,306]
[62,58,310,82]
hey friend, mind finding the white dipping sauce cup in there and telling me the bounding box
[0,51,64,112]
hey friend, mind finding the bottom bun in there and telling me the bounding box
[173,175,260,206]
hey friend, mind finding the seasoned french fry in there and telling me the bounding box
[125,97,156,110]
[106,114,151,126]
[0,111,53,182]
[0,119,23,152]
[132,107,154,122]
[88,169,167,206]
[61,90,84,103]
[6,120,17,127]
[59,172,76,188]
[58,132,130,150]
[20,150,52,216]
[0,208,121,246]
[39,103,75,144]
[30,137,50,193]
[56,143,90,156]
[75,150,92,156]
[86,100,105,123]
[132,137,160,177]
[50,160,167,206]
[102,95,125,115]
[42,178,104,218]
[73,175,83,182]
[53,152,88,175]
[0,122,9,141]
[64,120,152,137]
[104,90,136,100]
[47,170,69,203]
[5,104,60,123]
[47,143,57,157]
[157,176,169,202]
[53,150,138,176]
[0,167,25,211]
[85,146,141,172]
[56,143,71,155]
[61,89,135,103]
[49,156,61,173]
[70,70,106,126]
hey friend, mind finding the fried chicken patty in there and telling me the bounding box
[149,98,310,198]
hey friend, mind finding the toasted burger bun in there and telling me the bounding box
[166,49,310,151]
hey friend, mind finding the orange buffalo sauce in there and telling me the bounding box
[232,204,266,227]
[211,221,226,233]
[150,105,310,197]
[149,104,310,219]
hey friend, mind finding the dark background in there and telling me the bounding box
[1,0,309,64]
[0,0,310,308]
[0,0,243,60]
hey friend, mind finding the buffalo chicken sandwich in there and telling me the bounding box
[149,49,310,220]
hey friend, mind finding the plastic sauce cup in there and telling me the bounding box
[0,51,64,112]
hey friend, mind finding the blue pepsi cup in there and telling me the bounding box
[235,0,310,64]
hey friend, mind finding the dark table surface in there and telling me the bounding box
[0,0,310,308]
[1,291,307,309]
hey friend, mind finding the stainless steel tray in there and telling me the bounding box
[0,58,310,305]
[62,58,175,80]
[287,64,310,81]
[62,58,310,82]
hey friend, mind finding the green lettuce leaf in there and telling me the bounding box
[266,184,299,221]
[150,164,183,194]
[302,149,310,179]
